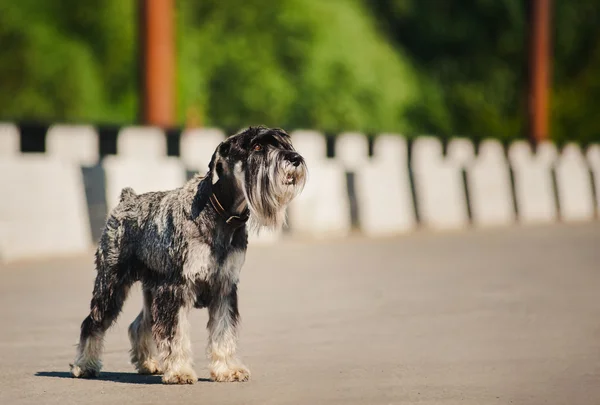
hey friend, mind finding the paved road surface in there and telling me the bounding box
[1,223,599,405]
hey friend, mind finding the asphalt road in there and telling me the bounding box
[1,223,599,405]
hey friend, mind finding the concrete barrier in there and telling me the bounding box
[463,139,515,227]
[288,160,351,238]
[180,128,226,173]
[289,131,351,237]
[0,156,92,262]
[3,118,600,259]
[248,227,283,245]
[554,143,595,222]
[290,130,327,165]
[336,132,368,229]
[354,135,416,236]
[336,132,369,171]
[103,156,187,212]
[0,123,19,158]
[117,126,167,158]
[587,144,600,216]
[446,138,475,164]
[412,137,469,230]
[508,141,557,224]
[46,124,99,166]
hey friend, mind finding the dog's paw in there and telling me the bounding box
[70,362,101,379]
[137,358,162,375]
[162,368,197,385]
[211,363,251,382]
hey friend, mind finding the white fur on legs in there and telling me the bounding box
[70,333,103,378]
[207,294,250,382]
[129,308,161,375]
[156,307,197,384]
[208,346,251,382]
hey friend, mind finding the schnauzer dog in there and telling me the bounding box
[70,126,307,384]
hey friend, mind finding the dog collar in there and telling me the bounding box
[209,193,250,228]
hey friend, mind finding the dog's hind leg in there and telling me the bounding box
[151,285,197,384]
[70,260,134,378]
[128,288,161,374]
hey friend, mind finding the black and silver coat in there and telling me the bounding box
[70,126,307,384]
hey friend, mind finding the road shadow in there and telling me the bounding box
[35,371,211,385]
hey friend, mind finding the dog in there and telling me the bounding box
[69,126,307,384]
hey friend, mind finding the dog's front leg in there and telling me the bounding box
[151,287,197,384]
[207,284,250,382]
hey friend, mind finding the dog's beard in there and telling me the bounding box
[243,149,307,232]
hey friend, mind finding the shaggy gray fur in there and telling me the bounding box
[69,126,307,384]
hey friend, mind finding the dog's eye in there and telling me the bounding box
[253,144,262,152]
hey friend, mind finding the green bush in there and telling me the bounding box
[0,0,136,124]
[177,0,426,134]
[0,0,599,144]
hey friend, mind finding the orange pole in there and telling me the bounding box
[141,0,175,127]
[530,0,551,143]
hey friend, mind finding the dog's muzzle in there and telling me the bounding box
[283,152,304,185]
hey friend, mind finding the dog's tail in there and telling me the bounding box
[119,187,137,203]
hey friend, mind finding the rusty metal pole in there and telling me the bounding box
[140,0,175,127]
[529,0,551,143]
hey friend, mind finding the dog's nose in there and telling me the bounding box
[287,153,302,167]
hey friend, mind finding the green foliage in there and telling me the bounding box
[0,0,599,143]
[177,0,424,133]
[551,0,600,145]
[371,0,600,143]
[0,0,137,124]
[370,0,528,141]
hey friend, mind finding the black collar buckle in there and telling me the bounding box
[209,194,250,229]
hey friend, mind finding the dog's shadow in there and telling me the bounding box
[35,371,211,385]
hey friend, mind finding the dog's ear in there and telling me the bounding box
[218,142,231,157]
[208,142,229,185]
[208,142,231,170]
[208,148,218,172]
[191,177,212,220]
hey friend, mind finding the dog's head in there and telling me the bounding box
[207,126,307,230]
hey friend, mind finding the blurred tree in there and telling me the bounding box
[551,0,600,145]
[0,0,137,124]
[0,0,599,143]
[369,0,600,144]
[176,0,426,134]
[370,0,528,142]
